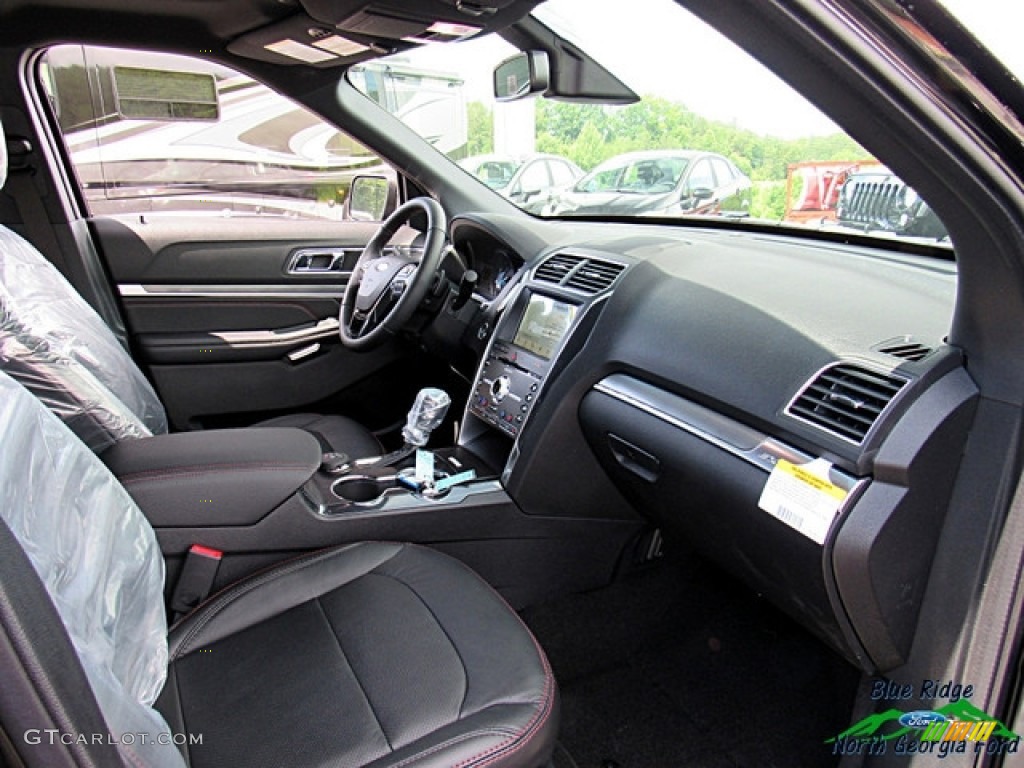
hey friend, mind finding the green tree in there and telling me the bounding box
[569,122,609,170]
[466,101,494,156]
[533,96,872,181]
[750,181,787,220]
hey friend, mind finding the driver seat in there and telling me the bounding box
[0,122,380,456]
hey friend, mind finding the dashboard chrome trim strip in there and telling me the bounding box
[593,373,860,493]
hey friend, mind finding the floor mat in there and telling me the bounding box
[550,742,581,768]
[522,554,860,768]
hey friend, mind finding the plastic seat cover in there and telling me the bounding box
[0,371,183,767]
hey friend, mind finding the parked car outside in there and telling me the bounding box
[783,160,880,225]
[836,165,949,240]
[458,152,583,213]
[548,149,752,217]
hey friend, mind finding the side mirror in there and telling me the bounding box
[493,51,550,102]
[344,175,396,221]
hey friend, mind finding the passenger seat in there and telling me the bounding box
[0,369,558,768]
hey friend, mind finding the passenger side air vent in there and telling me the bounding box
[535,253,626,294]
[787,363,907,444]
[875,337,933,362]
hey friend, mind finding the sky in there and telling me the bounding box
[391,0,1024,141]
[939,0,1024,77]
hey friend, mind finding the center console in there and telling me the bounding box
[106,242,642,612]
[468,289,580,439]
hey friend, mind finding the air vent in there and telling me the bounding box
[566,260,626,293]
[535,253,626,294]
[875,338,933,362]
[787,363,907,444]
[535,254,582,284]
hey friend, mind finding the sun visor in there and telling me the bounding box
[227,13,388,68]
[301,0,530,31]
[230,0,540,68]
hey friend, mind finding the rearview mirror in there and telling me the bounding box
[493,51,550,102]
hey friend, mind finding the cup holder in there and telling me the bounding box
[331,474,395,505]
[329,466,464,511]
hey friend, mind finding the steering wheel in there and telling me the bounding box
[340,197,447,350]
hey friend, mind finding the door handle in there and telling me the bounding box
[286,248,355,274]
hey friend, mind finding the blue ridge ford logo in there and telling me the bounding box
[898,711,948,729]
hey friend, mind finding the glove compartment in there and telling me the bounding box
[579,374,869,665]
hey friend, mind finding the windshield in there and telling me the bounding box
[459,156,520,189]
[576,154,690,194]
[350,0,952,247]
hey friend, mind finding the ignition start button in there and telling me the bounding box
[490,375,511,402]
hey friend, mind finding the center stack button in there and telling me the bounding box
[491,375,511,402]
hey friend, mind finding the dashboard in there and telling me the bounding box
[453,234,521,300]
[448,212,966,676]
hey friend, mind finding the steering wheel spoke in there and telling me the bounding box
[349,309,372,338]
[339,198,448,351]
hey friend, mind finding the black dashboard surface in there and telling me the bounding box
[455,213,956,462]
[453,213,964,672]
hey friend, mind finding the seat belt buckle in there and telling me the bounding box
[170,544,223,620]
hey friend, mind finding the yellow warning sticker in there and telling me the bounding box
[757,458,849,545]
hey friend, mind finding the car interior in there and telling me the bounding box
[2,0,1024,767]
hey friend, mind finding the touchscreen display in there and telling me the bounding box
[512,295,577,360]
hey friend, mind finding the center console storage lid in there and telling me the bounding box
[102,427,321,527]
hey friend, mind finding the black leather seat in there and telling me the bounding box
[0,369,558,768]
[160,542,557,767]
[0,120,380,458]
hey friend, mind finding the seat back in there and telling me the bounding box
[0,122,167,453]
[0,371,183,766]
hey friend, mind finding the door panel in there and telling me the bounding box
[122,296,340,336]
[37,44,420,431]
[94,217,382,283]
[91,216,403,430]
[149,345,401,431]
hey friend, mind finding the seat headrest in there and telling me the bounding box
[0,117,7,189]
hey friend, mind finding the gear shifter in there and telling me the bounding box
[402,388,451,447]
[323,388,451,474]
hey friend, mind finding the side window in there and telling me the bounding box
[711,157,735,185]
[687,159,715,192]
[39,45,390,221]
[518,161,550,193]
[548,160,576,187]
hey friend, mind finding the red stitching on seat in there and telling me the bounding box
[437,549,557,768]
[118,462,312,483]
[452,636,554,768]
